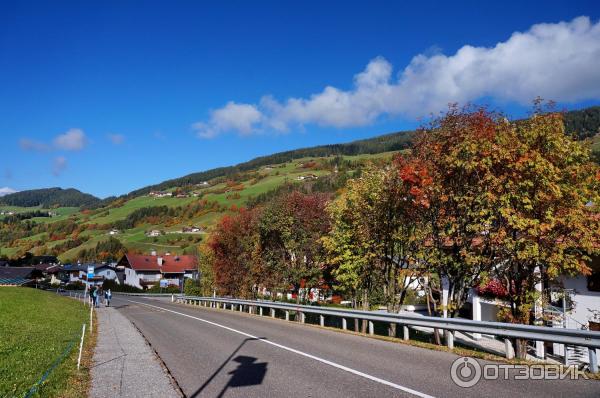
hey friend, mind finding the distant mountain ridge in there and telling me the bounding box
[0,187,100,208]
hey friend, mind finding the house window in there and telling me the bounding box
[587,271,600,292]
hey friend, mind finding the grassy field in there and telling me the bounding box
[0,287,94,398]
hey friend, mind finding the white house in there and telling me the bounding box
[118,252,198,289]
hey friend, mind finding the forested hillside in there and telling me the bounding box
[0,188,100,208]
[126,130,415,197]
[564,105,600,139]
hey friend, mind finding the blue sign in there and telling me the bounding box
[87,265,94,279]
[160,279,168,288]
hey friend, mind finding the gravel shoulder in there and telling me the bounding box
[90,305,181,398]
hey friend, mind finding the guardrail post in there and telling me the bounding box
[403,325,409,341]
[259,306,263,316]
[319,315,325,327]
[589,348,598,374]
[285,310,289,321]
[300,312,306,323]
[248,305,253,314]
[231,304,235,311]
[270,308,275,318]
[446,331,454,350]
[505,339,515,359]
[368,321,374,335]
[342,318,347,330]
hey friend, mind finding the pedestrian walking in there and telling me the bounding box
[105,289,112,307]
[92,286,99,308]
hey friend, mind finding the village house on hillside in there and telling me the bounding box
[117,252,198,289]
[296,174,318,181]
[149,191,173,198]
[146,229,162,237]
[182,225,203,233]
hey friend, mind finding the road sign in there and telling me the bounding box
[87,265,94,279]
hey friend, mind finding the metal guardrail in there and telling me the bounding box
[176,295,600,372]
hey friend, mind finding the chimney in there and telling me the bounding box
[151,250,157,256]
[157,256,163,266]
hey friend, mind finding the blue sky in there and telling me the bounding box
[1,1,599,198]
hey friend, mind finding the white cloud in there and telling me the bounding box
[107,133,125,145]
[193,102,263,138]
[52,156,67,176]
[53,128,87,151]
[19,138,50,151]
[0,187,17,197]
[192,16,600,138]
[20,128,88,152]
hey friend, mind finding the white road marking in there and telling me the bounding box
[124,299,436,398]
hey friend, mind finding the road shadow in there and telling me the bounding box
[190,337,267,398]
[216,355,267,397]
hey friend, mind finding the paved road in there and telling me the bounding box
[111,296,598,398]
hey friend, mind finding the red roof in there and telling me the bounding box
[121,253,197,274]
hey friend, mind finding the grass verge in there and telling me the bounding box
[0,287,97,397]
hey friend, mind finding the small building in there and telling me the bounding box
[0,267,43,286]
[59,264,88,283]
[117,253,198,289]
[108,229,120,235]
[296,174,318,181]
[146,230,162,237]
[182,226,203,233]
[149,191,173,198]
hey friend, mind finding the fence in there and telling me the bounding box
[176,295,600,373]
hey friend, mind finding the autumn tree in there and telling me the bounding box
[407,106,509,318]
[208,208,261,297]
[323,171,383,318]
[324,164,424,334]
[258,192,331,303]
[487,105,600,357]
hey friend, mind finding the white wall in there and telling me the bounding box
[96,268,117,281]
[560,275,600,329]
[124,268,141,289]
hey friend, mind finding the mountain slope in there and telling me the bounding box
[0,188,100,208]
[126,106,600,199]
[125,130,415,198]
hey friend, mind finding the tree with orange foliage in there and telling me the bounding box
[407,105,507,319]
[208,207,261,298]
[486,103,600,357]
